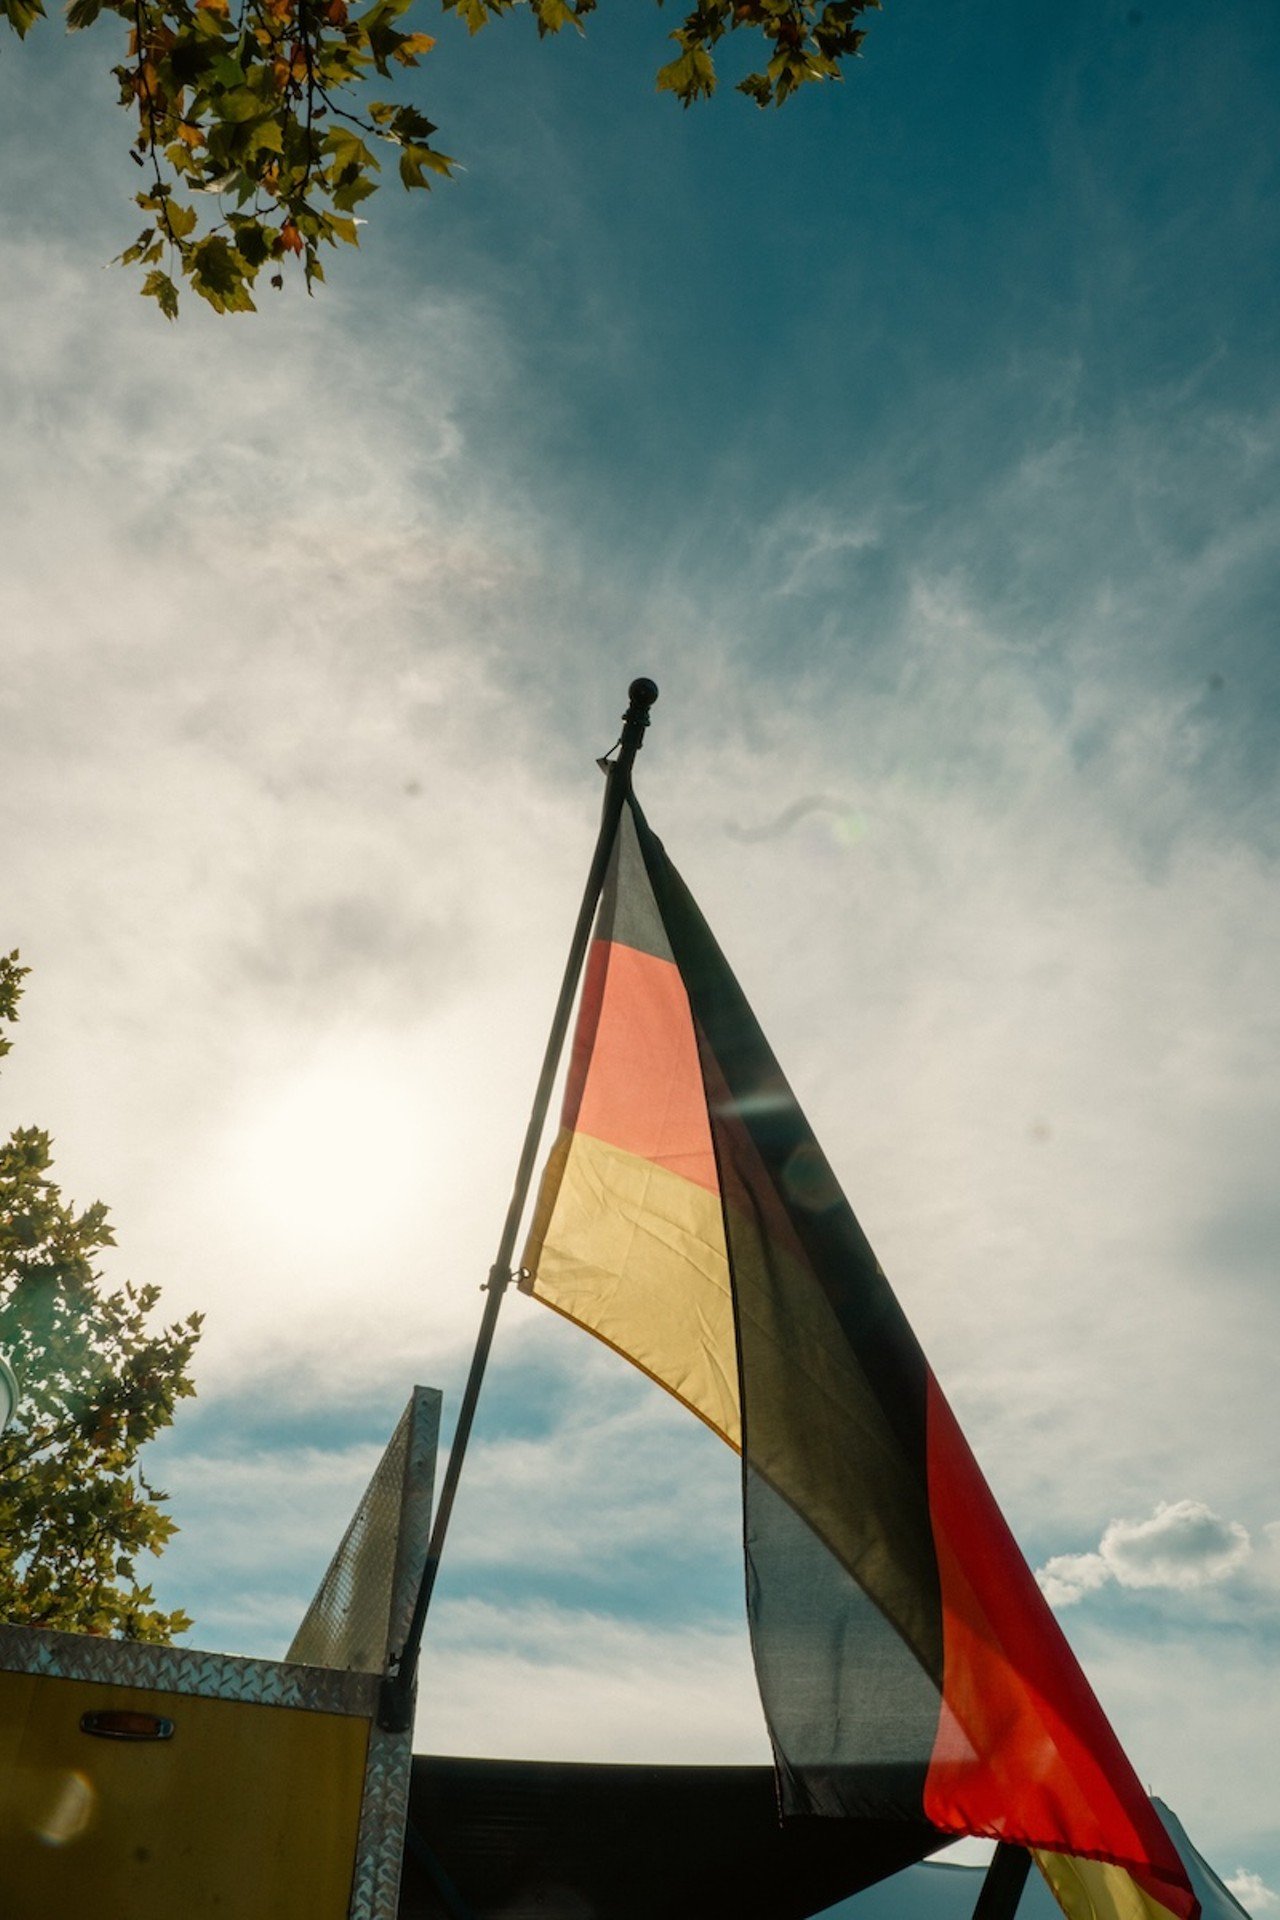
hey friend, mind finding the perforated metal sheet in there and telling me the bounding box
[290,1407,411,1674]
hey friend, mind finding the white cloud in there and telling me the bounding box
[1102,1502,1253,1592]
[1226,1871,1280,1915]
[1037,1502,1253,1607]
[428,1351,741,1580]
[1036,1551,1112,1610]
[415,1598,768,1763]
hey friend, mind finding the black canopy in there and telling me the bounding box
[401,1756,947,1920]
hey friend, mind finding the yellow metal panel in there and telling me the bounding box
[0,1668,369,1920]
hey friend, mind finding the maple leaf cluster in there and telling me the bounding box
[0,953,203,1641]
[2,0,880,313]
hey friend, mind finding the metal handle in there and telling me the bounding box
[80,1709,175,1741]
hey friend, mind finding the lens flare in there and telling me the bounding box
[34,1769,95,1847]
[781,1142,843,1213]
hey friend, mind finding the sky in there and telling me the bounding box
[2,0,1278,1904]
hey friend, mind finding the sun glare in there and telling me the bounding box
[228,1040,437,1262]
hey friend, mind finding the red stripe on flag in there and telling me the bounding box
[923,1376,1195,1916]
[562,938,720,1195]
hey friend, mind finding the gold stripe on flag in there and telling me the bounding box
[1036,1850,1190,1920]
[523,1128,739,1448]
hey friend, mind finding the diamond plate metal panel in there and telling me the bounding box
[349,1717,415,1920]
[0,1624,375,1717]
[348,1385,441,1920]
[387,1387,441,1664]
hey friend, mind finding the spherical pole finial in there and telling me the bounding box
[618,677,658,766]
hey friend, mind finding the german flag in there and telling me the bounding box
[522,794,1194,1920]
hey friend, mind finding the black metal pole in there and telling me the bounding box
[378,677,659,1733]
[971,1844,1033,1920]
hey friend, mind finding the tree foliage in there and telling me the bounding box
[0,952,203,1641]
[1,0,880,315]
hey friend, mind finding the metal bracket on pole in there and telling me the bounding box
[378,678,658,1734]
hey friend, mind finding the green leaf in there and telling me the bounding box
[450,0,492,32]
[228,217,272,266]
[245,116,284,157]
[216,85,270,124]
[530,0,576,33]
[209,53,247,86]
[322,123,379,172]
[140,271,181,319]
[331,171,378,212]
[655,43,716,104]
[168,36,217,85]
[2,0,45,37]
[398,142,453,190]
[165,199,198,240]
[64,0,103,29]
[361,0,415,25]
[369,100,437,142]
[188,233,256,312]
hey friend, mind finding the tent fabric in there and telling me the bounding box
[399,1755,949,1920]
[521,795,1194,1920]
[399,1768,1240,1920]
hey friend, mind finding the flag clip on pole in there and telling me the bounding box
[971,1844,1034,1920]
[378,678,659,1734]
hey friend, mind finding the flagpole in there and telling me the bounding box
[378,677,659,1733]
[971,1844,1033,1920]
